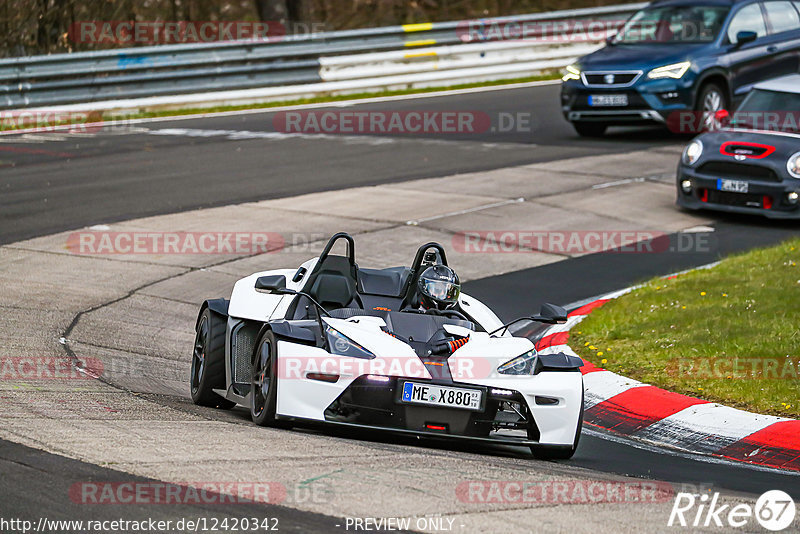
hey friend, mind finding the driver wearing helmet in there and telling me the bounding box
[415,265,461,312]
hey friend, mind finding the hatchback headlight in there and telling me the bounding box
[788,151,800,179]
[498,349,538,375]
[682,140,703,166]
[324,325,375,359]
[562,64,581,82]
[648,61,691,79]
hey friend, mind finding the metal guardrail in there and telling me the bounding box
[0,3,645,110]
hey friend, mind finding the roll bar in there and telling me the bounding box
[317,232,356,265]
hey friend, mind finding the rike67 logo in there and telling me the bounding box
[669,490,796,531]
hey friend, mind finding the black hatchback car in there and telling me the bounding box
[677,75,800,218]
[561,0,800,136]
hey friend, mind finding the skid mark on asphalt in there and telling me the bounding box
[0,145,75,158]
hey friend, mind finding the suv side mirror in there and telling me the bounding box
[532,303,568,325]
[255,275,287,292]
[735,31,758,46]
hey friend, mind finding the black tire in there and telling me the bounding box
[251,331,291,428]
[191,308,236,409]
[696,83,728,132]
[530,387,584,460]
[573,122,607,137]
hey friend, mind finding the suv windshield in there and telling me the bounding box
[731,89,800,132]
[615,5,729,44]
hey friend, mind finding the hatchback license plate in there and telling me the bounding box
[401,382,483,411]
[718,179,749,193]
[589,94,628,107]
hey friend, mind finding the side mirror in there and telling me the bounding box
[255,275,288,292]
[735,31,757,47]
[715,109,730,127]
[532,303,568,325]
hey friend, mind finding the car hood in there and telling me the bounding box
[691,129,800,170]
[578,43,705,71]
[325,316,535,381]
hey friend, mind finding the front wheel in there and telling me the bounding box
[573,122,607,137]
[251,331,291,428]
[696,83,728,132]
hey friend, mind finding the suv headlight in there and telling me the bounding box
[648,61,691,80]
[324,325,375,359]
[498,349,538,375]
[562,64,581,82]
[682,140,703,166]
[788,151,800,179]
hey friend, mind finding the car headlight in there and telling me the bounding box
[324,325,376,359]
[788,151,800,179]
[682,140,703,166]
[648,61,691,80]
[498,349,538,375]
[562,64,581,82]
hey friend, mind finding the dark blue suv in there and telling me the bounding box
[561,0,800,136]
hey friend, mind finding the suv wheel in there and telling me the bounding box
[697,83,728,131]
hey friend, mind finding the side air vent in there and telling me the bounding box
[231,321,260,385]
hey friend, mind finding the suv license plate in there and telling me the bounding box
[589,94,628,107]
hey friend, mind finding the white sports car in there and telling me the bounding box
[190,233,584,459]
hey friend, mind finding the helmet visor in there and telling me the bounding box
[421,279,460,303]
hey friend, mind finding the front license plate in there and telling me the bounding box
[401,382,483,411]
[717,179,749,193]
[589,94,628,107]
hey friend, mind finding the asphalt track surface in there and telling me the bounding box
[0,82,684,245]
[2,82,799,528]
[0,439,345,532]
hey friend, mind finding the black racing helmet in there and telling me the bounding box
[418,265,461,310]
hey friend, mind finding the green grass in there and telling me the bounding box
[0,73,559,132]
[571,238,800,418]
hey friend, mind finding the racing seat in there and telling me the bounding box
[292,233,361,318]
[308,270,359,310]
[357,267,410,311]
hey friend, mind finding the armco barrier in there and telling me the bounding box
[0,3,644,111]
